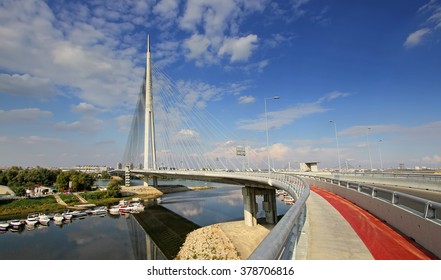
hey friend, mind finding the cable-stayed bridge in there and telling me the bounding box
[118,38,441,260]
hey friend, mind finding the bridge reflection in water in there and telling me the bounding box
[127,203,200,260]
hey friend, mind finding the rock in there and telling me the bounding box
[175,224,241,260]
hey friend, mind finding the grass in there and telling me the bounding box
[58,194,80,205]
[0,196,66,219]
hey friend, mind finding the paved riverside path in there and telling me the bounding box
[53,194,68,206]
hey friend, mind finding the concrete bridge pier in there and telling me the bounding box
[142,175,158,188]
[263,189,278,224]
[242,187,277,226]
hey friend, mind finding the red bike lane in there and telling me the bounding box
[311,186,438,260]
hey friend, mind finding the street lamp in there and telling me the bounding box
[378,139,383,170]
[265,96,280,174]
[366,127,373,171]
[329,120,341,171]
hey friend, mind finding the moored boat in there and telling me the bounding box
[108,205,120,215]
[283,196,295,205]
[71,210,87,218]
[0,220,9,230]
[38,213,50,225]
[9,219,23,228]
[90,206,107,215]
[53,213,64,223]
[63,211,73,220]
[26,213,39,226]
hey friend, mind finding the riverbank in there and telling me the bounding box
[175,220,274,260]
[0,184,214,219]
[121,184,214,198]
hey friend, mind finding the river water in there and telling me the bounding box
[0,180,291,260]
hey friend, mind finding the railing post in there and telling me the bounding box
[424,202,436,219]
[392,192,400,205]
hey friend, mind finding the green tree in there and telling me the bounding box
[100,171,111,179]
[56,172,71,191]
[107,179,121,198]
[15,187,26,197]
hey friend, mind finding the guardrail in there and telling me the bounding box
[301,175,441,258]
[337,171,441,182]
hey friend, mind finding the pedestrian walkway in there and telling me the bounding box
[53,194,68,207]
[73,192,88,203]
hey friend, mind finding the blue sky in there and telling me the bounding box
[0,0,440,170]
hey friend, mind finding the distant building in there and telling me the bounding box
[68,165,111,173]
[299,162,319,172]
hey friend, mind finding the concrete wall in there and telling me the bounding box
[305,178,441,259]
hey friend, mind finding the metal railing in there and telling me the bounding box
[337,171,441,182]
[241,172,310,260]
[304,175,441,223]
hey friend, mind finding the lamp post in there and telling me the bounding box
[329,120,342,171]
[378,139,383,170]
[265,96,280,174]
[366,127,373,171]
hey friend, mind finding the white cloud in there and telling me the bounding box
[54,118,105,134]
[153,0,180,20]
[237,91,350,131]
[0,108,52,123]
[218,35,258,62]
[0,0,142,109]
[317,91,351,103]
[339,125,403,137]
[116,114,133,132]
[183,34,215,65]
[179,0,237,36]
[238,95,256,104]
[19,135,63,145]
[71,102,103,115]
[179,0,267,66]
[0,73,56,99]
[404,28,431,48]
[421,154,441,164]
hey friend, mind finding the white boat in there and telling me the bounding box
[283,196,295,205]
[71,210,87,218]
[0,220,9,230]
[131,202,145,213]
[63,211,73,220]
[108,205,120,215]
[91,206,107,215]
[26,213,39,226]
[9,219,23,228]
[53,213,64,223]
[38,213,50,225]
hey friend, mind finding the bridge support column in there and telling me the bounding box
[125,165,131,187]
[242,187,258,227]
[143,175,158,187]
[263,189,278,224]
